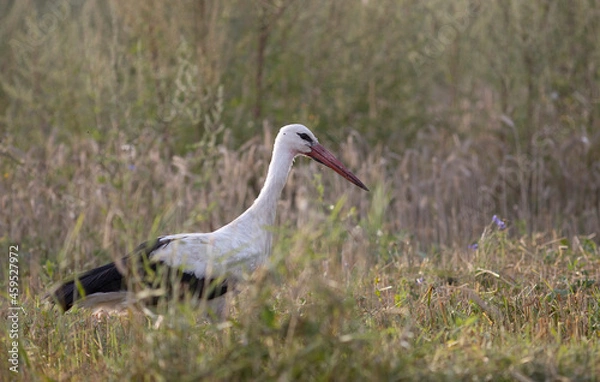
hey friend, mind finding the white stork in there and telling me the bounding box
[49,124,368,312]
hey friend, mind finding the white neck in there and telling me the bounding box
[229,141,296,228]
[251,144,295,225]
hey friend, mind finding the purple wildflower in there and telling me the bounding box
[468,243,479,250]
[492,215,507,230]
[128,164,136,171]
[416,277,425,285]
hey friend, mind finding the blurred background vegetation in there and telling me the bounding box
[1,0,599,257]
[1,1,600,380]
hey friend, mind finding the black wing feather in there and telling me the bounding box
[48,237,229,311]
[50,260,126,311]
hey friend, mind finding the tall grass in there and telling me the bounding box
[1,0,599,380]
[1,209,599,380]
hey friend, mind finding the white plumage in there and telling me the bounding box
[49,124,368,312]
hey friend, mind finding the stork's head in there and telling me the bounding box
[276,124,369,191]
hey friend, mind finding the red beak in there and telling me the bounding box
[306,143,369,191]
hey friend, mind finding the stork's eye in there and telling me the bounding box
[297,132,313,143]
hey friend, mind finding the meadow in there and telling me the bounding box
[1,0,599,380]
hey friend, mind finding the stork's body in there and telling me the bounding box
[49,124,368,311]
